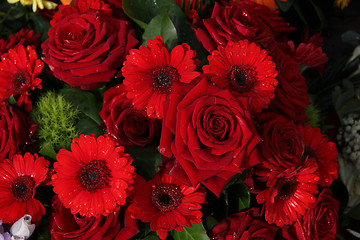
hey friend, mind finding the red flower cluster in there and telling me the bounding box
[0,0,340,239]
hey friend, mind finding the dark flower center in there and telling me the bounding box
[206,114,230,141]
[302,146,317,162]
[275,177,298,201]
[77,160,111,192]
[11,176,35,202]
[151,183,183,212]
[228,65,256,93]
[150,66,180,94]
[12,70,29,93]
[124,111,149,137]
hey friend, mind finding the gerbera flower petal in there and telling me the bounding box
[52,134,135,217]
[128,172,206,239]
[0,153,49,225]
[123,36,200,119]
[203,40,277,113]
[0,45,43,111]
[255,157,319,227]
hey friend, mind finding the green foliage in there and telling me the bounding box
[305,104,321,127]
[226,183,251,214]
[275,0,295,12]
[125,147,162,180]
[142,12,178,51]
[122,0,207,61]
[171,223,210,240]
[58,87,104,136]
[31,91,80,154]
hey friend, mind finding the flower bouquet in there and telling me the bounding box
[0,0,359,239]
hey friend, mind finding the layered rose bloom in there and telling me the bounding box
[210,208,278,239]
[99,84,161,147]
[256,112,304,169]
[193,0,293,53]
[42,9,137,90]
[160,78,261,196]
[49,196,139,240]
[268,47,310,122]
[0,103,37,162]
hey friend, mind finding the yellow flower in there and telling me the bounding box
[334,0,351,9]
[7,0,58,12]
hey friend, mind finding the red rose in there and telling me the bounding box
[256,112,304,169]
[99,84,161,147]
[0,103,37,162]
[268,46,310,122]
[49,196,139,240]
[42,12,137,90]
[159,78,261,196]
[281,189,339,240]
[210,208,278,240]
[193,0,293,53]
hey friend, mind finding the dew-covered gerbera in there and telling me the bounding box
[122,35,200,119]
[0,153,49,225]
[0,45,43,111]
[128,172,206,239]
[203,40,278,113]
[52,134,135,218]
[256,157,319,227]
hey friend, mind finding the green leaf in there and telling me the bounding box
[171,223,210,240]
[77,116,104,136]
[205,216,218,232]
[275,0,295,12]
[125,147,162,180]
[122,0,206,59]
[226,183,250,214]
[38,141,57,161]
[28,11,51,42]
[140,234,161,240]
[143,12,178,51]
[59,88,103,126]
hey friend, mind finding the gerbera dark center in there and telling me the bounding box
[151,183,183,212]
[228,65,256,93]
[11,176,35,202]
[77,160,111,192]
[12,70,29,92]
[275,177,298,201]
[150,66,180,94]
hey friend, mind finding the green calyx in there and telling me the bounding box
[305,104,321,128]
[31,91,80,152]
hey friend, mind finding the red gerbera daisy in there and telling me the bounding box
[0,152,49,225]
[51,134,135,218]
[122,35,200,119]
[203,40,278,113]
[0,29,40,55]
[128,172,206,239]
[300,124,339,187]
[256,157,319,227]
[0,45,43,111]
